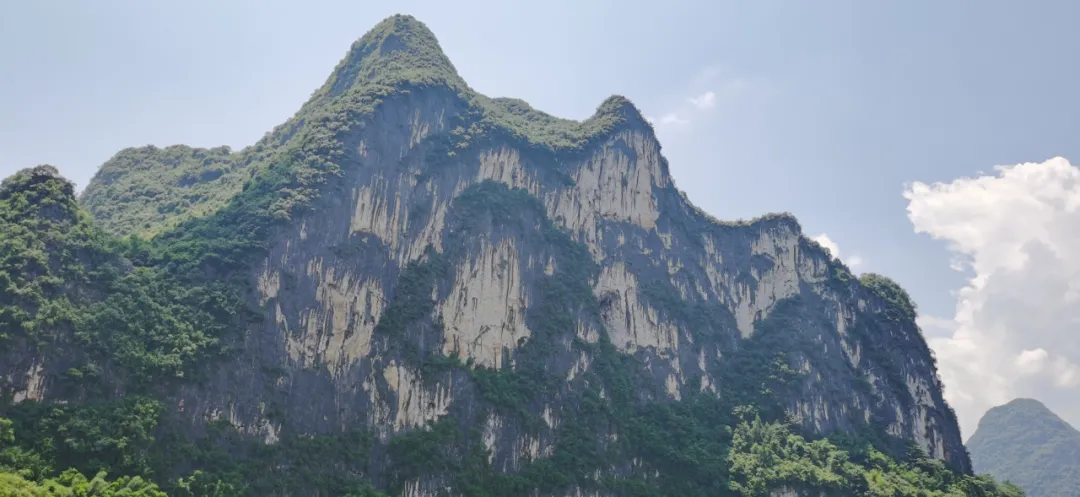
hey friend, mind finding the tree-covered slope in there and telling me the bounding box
[967,399,1080,497]
[0,14,1028,497]
[79,145,249,238]
[0,165,235,392]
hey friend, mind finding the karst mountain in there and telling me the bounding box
[0,14,1025,497]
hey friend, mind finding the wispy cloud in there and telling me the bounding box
[688,91,717,110]
[646,68,753,131]
[644,112,690,129]
[659,113,689,126]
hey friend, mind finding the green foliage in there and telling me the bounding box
[826,263,855,293]
[860,273,918,323]
[313,14,466,97]
[0,468,166,497]
[459,94,636,164]
[171,426,375,496]
[0,416,166,496]
[728,416,1025,497]
[4,398,162,479]
[174,470,245,497]
[75,272,226,386]
[80,145,249,238]
[0,166,231,389]
[728,416,853,495]
[1,407,380,496]
[0,166,100,344]
[967,398,1080,497]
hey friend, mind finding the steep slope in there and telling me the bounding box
[968,399,1080,497]
[1,14,1024,497]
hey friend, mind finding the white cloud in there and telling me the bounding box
[916,315,959,338]
[1015,348,1049,375]
[688,91,717,110]
[659,113,689,126]
[903,156,1080,439]
[811,233,864,269]
[646,69,755,132]
[646,112,690,130]
[812,233,841,257]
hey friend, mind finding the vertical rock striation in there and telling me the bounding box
[1,14,973,497]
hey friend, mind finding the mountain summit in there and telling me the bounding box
[1,14,1025,497]
[317,14,466,97]
[968,398,1080,497]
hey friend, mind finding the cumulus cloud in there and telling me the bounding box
[811,233,864,269]
[904,156,1080,438]
[688,91,717,110]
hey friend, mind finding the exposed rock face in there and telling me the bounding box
[2,13,969,496]
[173,67,965,471]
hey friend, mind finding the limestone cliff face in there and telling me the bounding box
[7,14,969,497]
[165,62,967,482]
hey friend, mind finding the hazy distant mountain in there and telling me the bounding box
[968,398,1080,497]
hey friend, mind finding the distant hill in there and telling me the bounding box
[968,398,1080,497]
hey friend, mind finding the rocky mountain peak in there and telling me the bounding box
[595,94,649,126]
[317,14,465,100]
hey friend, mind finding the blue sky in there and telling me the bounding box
[3,0,1080,439]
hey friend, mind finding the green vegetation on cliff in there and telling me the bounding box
[967,398,1080,497]
[0,469,165,497]
[0,165,232,389]
[80,145,249,238]
[81,15,644,239]
[1,171,1026,496]
[860,273,919,323]
[1,13,1026,497]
